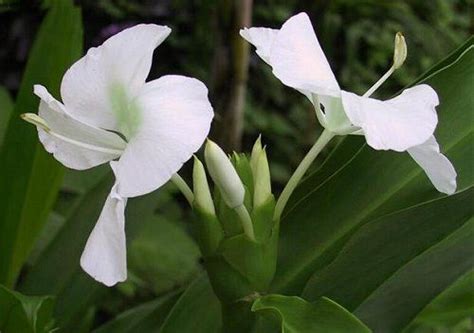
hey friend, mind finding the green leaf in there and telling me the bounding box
[252,294,371,333]
[160,275,222,333]
[0,86,13,147]
[0,0,83,287]
[355,215,474,332]
[273,38,474,295]
[405,270,474,332]
[302,188,473,331]
[0,284,54,333]
[92,291,180,333]
[127,215,201,294]
[19,174,114,296]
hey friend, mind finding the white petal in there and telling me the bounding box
[341,84,439,152]
[112,75,213,197]
[240,27,278,65]
[408,136,457,194]
[61,24,171,130]
[34,85,126,170]
[80,184,128,286]
[269,13,340,98]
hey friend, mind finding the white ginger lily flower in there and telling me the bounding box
[240,12,456,194]
[23,24,213,286]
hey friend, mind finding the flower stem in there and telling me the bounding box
[171,173,194,206]
[273,129,335,221]
[363,65,395,98]
[234,204,256,241]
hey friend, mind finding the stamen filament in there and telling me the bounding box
[234,204,256,241]
[49,132,124,155]
[363,65,395,98]
[171,173,194,206]
[274,129,335,221]
[21,113,124,155]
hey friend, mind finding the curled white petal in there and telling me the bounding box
[269,12,340,98]
[112,75,213,198]
[61,24,171,130]
[240,27,278,65]
[34,85,126,170]
[80,184,128,286]
[408,136,457,194]
[341,84,439,152]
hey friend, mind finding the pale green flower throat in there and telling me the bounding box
[109,82,142,140]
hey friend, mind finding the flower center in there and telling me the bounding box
[109,83,142,140]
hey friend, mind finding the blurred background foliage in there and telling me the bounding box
[0,0,472,331]
[1,0,471,184]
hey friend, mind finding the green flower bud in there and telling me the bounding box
[204,139,245,209]
[393,32,407,69]
[253,148,272,209]
[250,135,263,176]
[193,156,215,216]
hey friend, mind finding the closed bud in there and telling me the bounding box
[250,135,263,176]
[393,32,407,69]
[204,139,245,209]
[253,149,272,210]
[193,156,215,216]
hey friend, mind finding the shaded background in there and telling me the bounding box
[1,0,472,185]
[0,0,472,331]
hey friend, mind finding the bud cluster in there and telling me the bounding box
[193,138,274,244]
[191,137,278,302]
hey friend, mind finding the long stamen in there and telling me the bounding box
[21,113,124,155]
[363,66,395,98]
[363,32,407,98]
[274,129,335,221]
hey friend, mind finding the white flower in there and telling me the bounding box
[24,24,213,286]
[241,12,456,194]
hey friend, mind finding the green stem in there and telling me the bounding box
[273,129,335,221]
[234,204,256,241]
[170,173,194,206]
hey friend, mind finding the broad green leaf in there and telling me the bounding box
[0,284,54,333]
[252,294,371,333]
[19,174,114,296]
[19,172,189,329]
[127,215,201,294]
[273,38,474,295]
[354,215,474,332]
[160,275,222,333]
[0,86,13,147]
[405,270,474,332]
[92,291,180,333]
[302,188,473,330]
[0,0,83,287]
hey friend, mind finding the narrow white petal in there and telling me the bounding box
[269,12,340,98]
[112,75,213,198]
[240,27,278,64]
[80,184,128,286]
[408,136,457,194]
[34,85,126,170]
[341,84,439,152]
[61,24,171,130]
